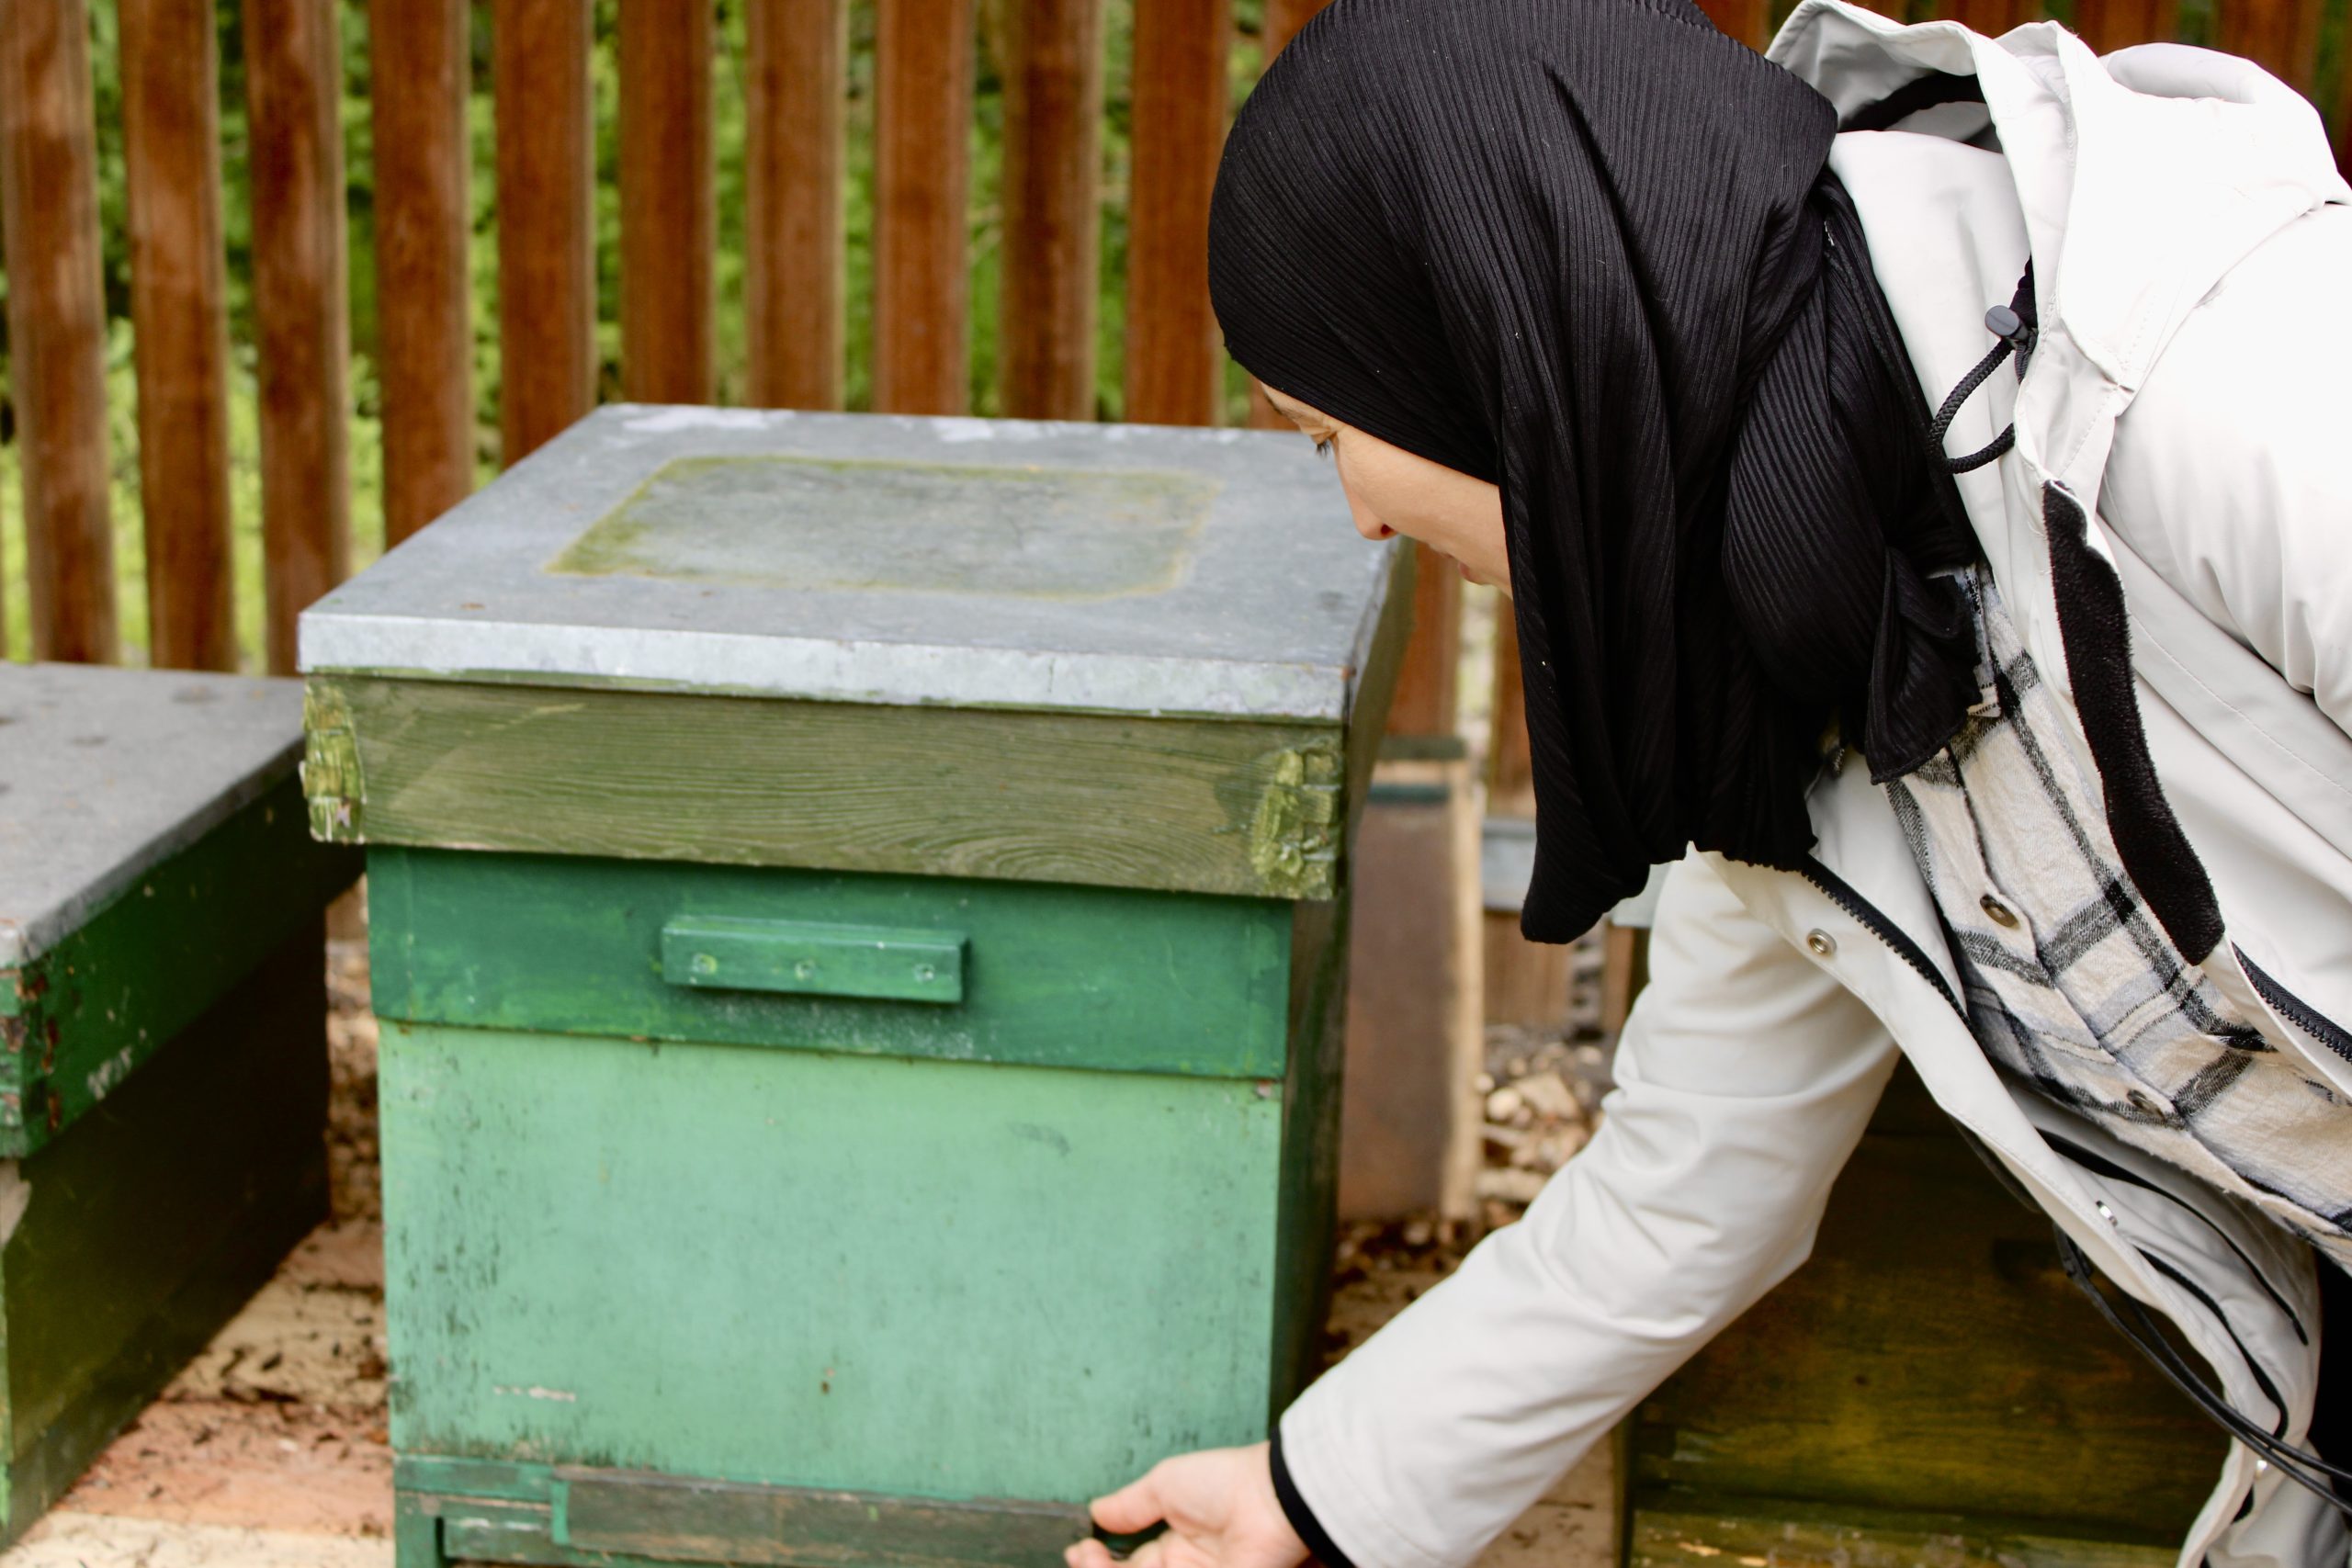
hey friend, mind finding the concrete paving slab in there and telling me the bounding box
[0,1512,390,1567]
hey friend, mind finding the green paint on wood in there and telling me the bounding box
[1339,546,1415,885]
[309,675,1360,899]
[1269,894,1349,1420]
[366,849,1295,1079]
[1631,1067,2220,1547]
[379,1020,1293,1504]
[1244,741,1343,901]
[399,1454,560,1505]
[436,1506,570,1566]
[557,1466,1090,1564]
[551,456,1220,603]
[302,682,366,843]
[0,774,356,1156]
[0,926,327,1548]
[404,1456,1150,1568]
[435,1499,665,1568]
[659,916,968,1006]
[393,1491,446,1568]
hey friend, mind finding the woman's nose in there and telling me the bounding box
[1350,502,1396,543]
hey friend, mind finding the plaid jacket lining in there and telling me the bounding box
[1886,570,2352,1264]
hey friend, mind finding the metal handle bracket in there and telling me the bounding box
[659,916,967,1005]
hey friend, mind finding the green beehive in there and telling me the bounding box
[298,405,1409,1568]
[0,662,357,1548]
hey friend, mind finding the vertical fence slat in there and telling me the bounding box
[370,0,475,547]
[1000,0,1104,421]
[494,0,596,460]
[1125,0,1230,425]
[1487,613,1534,816]
[2217,0,2322,93]
[244,0,353,674]
[2071,0,2177,50]
[1244,385,1291,430]
[1695,0,1770,47]
[873,0,975,414]
[1261,0,1324,53]
[121,0,235,670]
[746,0,846,409]
[2338,54,2352,183]
[0,0,118,663]
[620,0,715,403]
[1937,0,2041,31]
[1385,547,1463,738]
[1243,0,1326,432]
[1482,606,1569,1026]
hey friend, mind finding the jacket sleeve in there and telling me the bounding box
[1272,852,1900,1568]
[2098,201,2352,742]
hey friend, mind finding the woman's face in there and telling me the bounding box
[1259,385,1511,596]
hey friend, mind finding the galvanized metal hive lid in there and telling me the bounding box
[0,664,306,969]
[298,406,1401,723]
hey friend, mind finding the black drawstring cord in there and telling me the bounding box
[2056,1229,2352,1519]
[1929,263,2038,474]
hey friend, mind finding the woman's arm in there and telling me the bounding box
[1071,853,1900,1568]
[1268,852,1898,1568]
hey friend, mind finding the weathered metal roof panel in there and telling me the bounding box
[0,664,304,968]
[298,406,1398,723]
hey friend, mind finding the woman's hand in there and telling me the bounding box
[1063,1442,1310,1568]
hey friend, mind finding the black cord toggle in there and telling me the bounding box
[1929,264,2039,475]
[1984,302,2036,367]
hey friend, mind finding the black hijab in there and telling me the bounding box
[1208,0,1981,941]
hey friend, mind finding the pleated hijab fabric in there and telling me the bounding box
[1208,0,1980,942]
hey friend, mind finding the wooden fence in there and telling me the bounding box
[0,0,2345,750]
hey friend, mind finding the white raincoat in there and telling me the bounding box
[1276,9,2352,1565]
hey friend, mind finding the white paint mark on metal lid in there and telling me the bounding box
[621,406,779,434]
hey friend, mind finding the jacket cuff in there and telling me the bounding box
[1268,1427,1358,1568]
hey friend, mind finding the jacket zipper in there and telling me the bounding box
[1797,855,1968,1022]
[2234,945,2352,1068]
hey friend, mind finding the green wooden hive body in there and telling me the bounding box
[299,407,1408,1568]
[0,663,357,1549]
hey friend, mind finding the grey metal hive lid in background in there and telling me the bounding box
[0,664,305,970]
[296,405,1399,723]
[0,662,356,1156]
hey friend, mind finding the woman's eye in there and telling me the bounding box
[1313,435,1334,459]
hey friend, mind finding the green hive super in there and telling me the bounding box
[299,406,1408,1568]
[0,664,356,1548]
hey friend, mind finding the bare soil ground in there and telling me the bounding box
[1,897,1619,1566]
